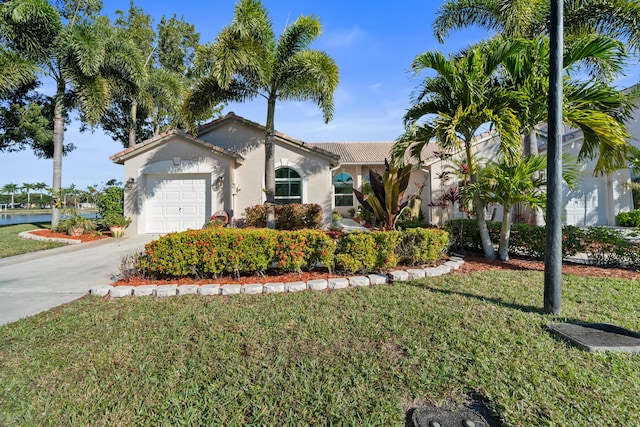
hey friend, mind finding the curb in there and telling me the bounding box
[18,230,82,245]
[90,257,465,299]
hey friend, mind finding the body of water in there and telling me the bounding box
[0,212,99,226]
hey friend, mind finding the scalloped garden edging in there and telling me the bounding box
[90,256,465,298]
[18,230,82,245]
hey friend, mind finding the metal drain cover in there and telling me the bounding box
[411,406,489,427]
[549,322,640,353]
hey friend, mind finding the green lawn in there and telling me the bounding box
[0,271,638,425]
[0,223,65,258]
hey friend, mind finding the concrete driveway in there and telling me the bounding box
[0,234,158,326]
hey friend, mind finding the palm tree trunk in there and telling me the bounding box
[51,78,66,228]
[523,129,545,226]
[466,140,495,260]
[498,206,512,261]
[128,99,138,147]
[264,95,276,229]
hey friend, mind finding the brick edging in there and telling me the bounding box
[90,257,465,298]
[18,230,82,245]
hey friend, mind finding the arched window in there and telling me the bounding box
[334,172,353,207]
[275,167,302,204]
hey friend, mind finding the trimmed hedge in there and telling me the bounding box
[138,227,450,277]
[616,209,640,227]
[448,219,639,268]
[244,204,323,230]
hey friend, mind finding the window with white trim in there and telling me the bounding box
[275,167,302,204]
[334,173,354,206]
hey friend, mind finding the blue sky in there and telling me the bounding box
[1,0,639,190]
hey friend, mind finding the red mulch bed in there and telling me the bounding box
[28,229,111,243]
[112,253,640,287]
[454,253,640,281]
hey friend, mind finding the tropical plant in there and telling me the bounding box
[392,38,524,258]
[96,5,202,147]
[434,0,639,174]
[34,181,47,200]
[0,0,142,227]
[20,182,34,205]
[1,182,18,206]
[186,0,339,229]
[433,0,640,53]
[466,153,579,260]
[353,160,413,230]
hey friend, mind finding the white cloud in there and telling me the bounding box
[322,27,368,48]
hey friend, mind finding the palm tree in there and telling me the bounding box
[21,182,34,206]
[434,0,639,172]
[467,153,579,260]
[0,0,59,95]
[186,0,339,229]
[1,183,18,207]
[1,0,141,227]
[392,39,524,259]
[499,35,633,224]
[433,0,640,51]
[34,181,47,200]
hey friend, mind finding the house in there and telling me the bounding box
[111,106,638,235]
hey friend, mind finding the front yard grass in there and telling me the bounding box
[0,271,638,425]
[0,223,65,258]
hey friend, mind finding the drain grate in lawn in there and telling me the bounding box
[410,396,498,427]
[549,322,640,353]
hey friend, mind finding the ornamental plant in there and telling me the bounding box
[244,203,323,229]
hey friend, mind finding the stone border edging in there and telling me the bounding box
[19,230,82,245]
[90,256,465,299]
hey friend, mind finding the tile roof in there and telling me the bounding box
[198,112,340,163]
[310,141,441,164]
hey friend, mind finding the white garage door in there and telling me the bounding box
[563,177,607,226]
[145,175,208,233]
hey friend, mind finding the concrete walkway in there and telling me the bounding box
[0,233,158,326]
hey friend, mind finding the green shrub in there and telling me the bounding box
[448,219,583,260]
[374,231,400,270]
[616,209,640,227]
[98,185,124,218]
[334,232,378,273]
[583,227,639,268]
[139,228,336,278]
[303,230,335,271]
[244,204,323,229]
[397,228,450,265]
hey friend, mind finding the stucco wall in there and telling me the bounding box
[199,121,335,226]
[122,137,234,234]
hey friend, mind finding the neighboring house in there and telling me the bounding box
[111,105,639,235]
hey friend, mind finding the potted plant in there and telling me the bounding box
[331,210,342,227]
[56,210,95,237]
[102,214,131,237]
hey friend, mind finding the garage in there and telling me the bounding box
[563,176,608,226]
[144,174,209,233]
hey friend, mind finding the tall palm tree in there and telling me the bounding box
[34,181,47,200]
[21,182,34,206]
[186,0,339,229]
[1,0,141,227]
[433,0,640,52]
[434,0,639,178]
[392,39,524,259]
[1,183,18,206]
[0,0,59,95]
[467,153,579,260]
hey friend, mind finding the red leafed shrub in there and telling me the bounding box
[244,203,323,230]
[137,227,450,278]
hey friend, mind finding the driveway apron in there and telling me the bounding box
[0,234,157,326]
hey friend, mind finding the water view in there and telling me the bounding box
[0,212,99,226]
